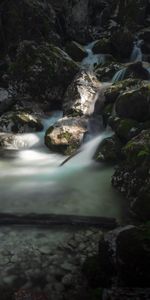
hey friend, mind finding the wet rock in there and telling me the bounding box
[93,38,111,54]
[115,85,150,122]
[109,117,140,142]
[94,135,122,163]
[95,62,123,82]
[104,79,141,104]
[10,41,79,108]
[123,129,150,165]
[45,116,88,155]
[63,70,101,116]
[0,111,43,133]
[65,41,87,62]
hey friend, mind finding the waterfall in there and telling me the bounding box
[130,40,143,62]
[65,129,113,167]
[112,68,127,83]
[81,41,106,70]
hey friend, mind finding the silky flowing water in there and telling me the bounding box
[0,43,125,221]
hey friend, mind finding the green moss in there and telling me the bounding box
[58,131,73,142]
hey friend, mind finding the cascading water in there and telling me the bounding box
[130,40,143,62]
[112,68,127,83]
[0,42,124,220]
[82,41,106,70]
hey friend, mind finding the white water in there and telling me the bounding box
[112,68,127,83]
[130,40,143,62]
[0,42,124,219]
[82,41,107,70]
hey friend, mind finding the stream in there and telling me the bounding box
[0,43,125,220]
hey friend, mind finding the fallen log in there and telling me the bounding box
[0,213,118,229]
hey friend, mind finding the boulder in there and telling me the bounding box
[65,41,87,62]
[63,71,101,116]
[123,129,150,164]
[94,135,122,163]
[9,41,79,107]
[0,133,28,150]
[115,85,150,122]
[109,117,140,142]
[93,38,111,54]
[45,116,88,155]
[0,111,43,133]
[104,79,141,104]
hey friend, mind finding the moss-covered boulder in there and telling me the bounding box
[45,116,88,155]
[115,85,150,122]
[65,41,87,62]
[123,130,150,164]
[109,117,140,142]
[104,79,142,104]
[63,71,101,116]
[93,38,111,54]
[94,135,122,163]
[0,111,43,133]
[9,41,79,107]
[112,130,150,220]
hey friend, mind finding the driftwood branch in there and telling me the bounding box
[0,213,117,229]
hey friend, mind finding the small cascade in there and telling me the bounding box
[81,41,106,70]
[112,68,127,83]
[15,111,63,150]
[130,40,143,62]
[66,129,113,167]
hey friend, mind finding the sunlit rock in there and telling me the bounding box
[45,116,88,155]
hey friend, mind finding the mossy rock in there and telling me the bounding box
[104,79,142,104]
[0,111,43,133]
[94,135,122,163]
[123,129,150,164]
[65,41,87,62]
[93,38,111,54]
[115,85,150,122]
[9,41,79,106]
[45,117,88,155]
[109,117,139,142]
